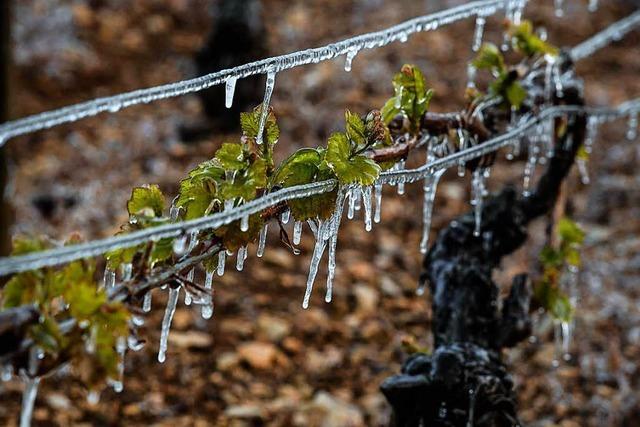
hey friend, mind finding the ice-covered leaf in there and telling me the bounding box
[472,43,505,73]
[325,132,381,185]
[345,110,366,147]
[215,143,246,171]
[383,65,433,132]
[509,21,558,57]
[127,185,165,217]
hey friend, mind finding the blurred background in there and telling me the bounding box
[0,0,639,426]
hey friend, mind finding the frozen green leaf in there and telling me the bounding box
[127,185,165,218]
[345,110,366,146]
[472,43,505,73]
[325,132,381,185]
[215,143,246,171]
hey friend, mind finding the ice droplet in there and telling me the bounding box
[373,183,383,223]
[293,221,303,245]
[20,377,40,427]
[225,77,237,109]
[236,246,247,271]
[419,169,445,254]
[172,235,187,255]
[255,71,276,145]
[158,287,180,363]
[143,292,152,312]
[257,223,268,257]
[554,0,564,17]
[202,270,214,319]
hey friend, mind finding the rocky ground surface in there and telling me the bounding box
[0,0,639,426]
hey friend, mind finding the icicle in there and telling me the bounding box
[158,287,180,363]
[522,140,540,197]
[128,334,144,351]
[303,220,330,309]
[554,0,564,17]
[544,57,555,103]
[257,223,268,257]
[143,292,152,312]
[577,158,590,185]
[170,205,181,221]
[362,186,373,232]
[353,187,362,211]
[457,161,466,177]
[186,230,199,253]
[466,63,477,89]
[184,268,194,305]
[344,48,359,72]
[240,215,249,232]
[561,320,572,361]
[373,183,383,223]
[103,267,115,289]
[396,159,406,195]
[20,377,40,427]
[255,71,276,145]
[217,250,226,276]
[172,235,187,256]
[293,221,303,245]
[86,390,100,405]
[225,77,237,109]
[471,168,488,237]
[584,117,598,154]
[111,337,126,393]
[2,364,12,381]
[281,209,290,224]
[202,270,214,320]
[472,16,486,52]
[347,187,358,219]
[326,189,348,303]
[28,346,43,377]
[236,246,247,271]
[419,169,446,254]
[511,0,524,25]
[588,0,598,12]
[121,263,132,281]
[552,61,564,99]
[627,111,638,140]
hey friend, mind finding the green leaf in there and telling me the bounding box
[539,246,562,268]
[387,65,433,131]
[64,280,107,320]
[472,43,505,73]
[272,148,322,186]
[105,244,139,270]
[219,158,267,202]
[215,143,246,171]
[505,81,527,108]
[509,21,559,57]
[127,185,165,218]
[557,218,585,246]
[325,132,381,185]
[150,238,174,265]
[345,110,366,146]
[241,104,280,146]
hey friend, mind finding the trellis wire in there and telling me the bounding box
[570,9,640,61]
[0,0,511,145]
[0,98,638,277]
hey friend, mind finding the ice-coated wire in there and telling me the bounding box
[570,9,640,61]
[0,0,509,145]
[1,99,638,277]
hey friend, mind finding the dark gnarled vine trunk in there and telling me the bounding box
[381,56,586,426]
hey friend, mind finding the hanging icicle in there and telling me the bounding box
[523,138,540,197]
[217,250,226,276]
[240,215,249,232]
[344,47,359,72]
[172,234,187,256]
[396,159,406,195]
[471,168,489,237]
[103,267,115,289]
[362,186,373,232]
[472,16,486,52]
[158,287,180,363]
[554,0,565,18]
[20,377,41,427]
[257,223,269,257]
[236,246,247,271]
[281,209,290,224]
[588,0,598,12]
[255,71,276,145]
[627,111,638,140]
[577,158,590,185]
[373,182,383,223]
[293,221,303,245]
[419,169,446,254]
[325,188,348,303]
[347,187,359,219]
[303,219,330,309]
[202,270,214,320]
[225,77,237,109]
[143,292,152,312]
[184,268,194,305]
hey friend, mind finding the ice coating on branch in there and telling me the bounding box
[344,48,359,72]
[20,377,40,427]
[255,71,276,145]
[240,214,249,232]
[202,270,214,319]
[325,188,348,303]
[281,209,290,224]
[225,77,237,109]
[627,111,638,140]
[143,292,152,312]
[303,219,330,309]
[184,268,195,305]
[257,223,269,257]
[158,287,180,363]
[419,169,446,255]
[293,221,303,245]
[217,250,226,276]
[236,246,247,271]
[396,159,406,195]
[471,168,490,237]
[472,16,486,52]
[103,267,115,289]
[373,182,383,223]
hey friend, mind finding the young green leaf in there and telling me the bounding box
[325,132,381,185]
